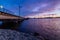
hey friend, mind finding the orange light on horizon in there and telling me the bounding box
[26,9,60,18]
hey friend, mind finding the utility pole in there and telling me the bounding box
[19,6,20,16]
[18,0,21,16]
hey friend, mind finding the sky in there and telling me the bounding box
[0,0,60,17]
[20,0,60,17]
[0,0,19,15]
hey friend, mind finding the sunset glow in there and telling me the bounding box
[26,3,60,18]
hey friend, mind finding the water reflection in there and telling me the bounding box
[0,21,3,26]
[18,18,60,40]
[0,18,60,40]
[0,21,20,30]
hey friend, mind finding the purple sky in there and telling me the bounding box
[20,0,60,17]
[0,0,60,17]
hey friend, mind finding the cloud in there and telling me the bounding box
[20,0,60,17]
[31,3,48,12]
[26,2,60,18]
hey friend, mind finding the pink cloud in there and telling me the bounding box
[21,0,60,17]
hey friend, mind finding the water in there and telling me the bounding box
[19,18,60,33]
[18,18,60,40]
[0,21,3,26]
[0,18,60,40]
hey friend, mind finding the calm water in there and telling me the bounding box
[0,18,60,40]
[19,18,60,33]
[18,18,60,40]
